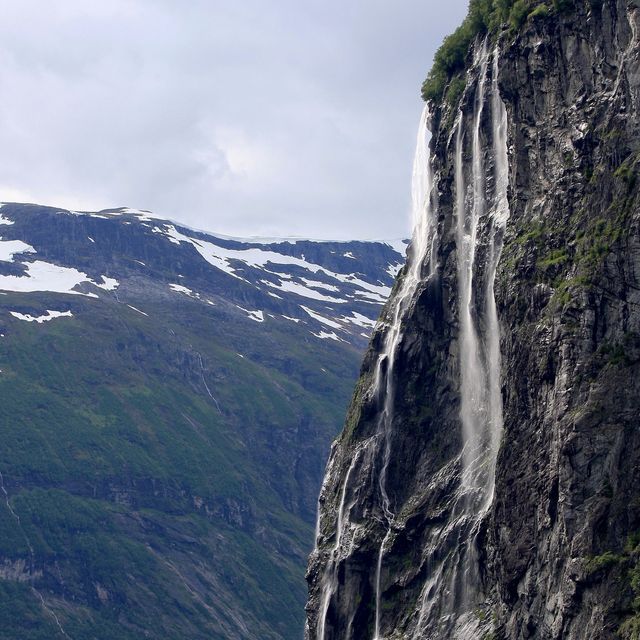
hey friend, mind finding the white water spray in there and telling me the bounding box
[312,43,509,639]
[456,44,490,506]
[411,43,509,639]
[485,48,509,505]
[372,104,439,640]
[313,104,439,640]
[316,438,375,640]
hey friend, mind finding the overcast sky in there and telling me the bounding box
[0,1,467,240]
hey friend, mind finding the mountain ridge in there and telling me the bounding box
[0,201,404,639]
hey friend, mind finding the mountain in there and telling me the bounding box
[0,202,404,639]
[307,1,640,638]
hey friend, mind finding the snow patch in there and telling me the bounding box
[353,289,388,303]
[0,208,14,225]
[0,261,108,296]
[299,277,340,293]
[163,226,251,282]
[121,208,154,221]
[127,304,148,316]
[153,226,180,244]
[265,279,345,303]
[154,224,389,302]
[384,239,408,256]
[386,262,404,278]
[313,331,346,342]
[342,311,376,328]
[94,276,119,291]
[0,239,35,262]
[169,283,200,299]
[237,306,264,322]
[301,306,342,330]
[10,309,73,323]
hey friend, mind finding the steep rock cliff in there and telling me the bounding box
[306,0,640,638]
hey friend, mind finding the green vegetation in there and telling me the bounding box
[509,0,530,28]
[614,155,639,186]
[538,248,568,269]
[575,198,631,269]
[506,143,638,317]
[515,221,546,246]
[342,370,373,442]
[445,74,467,107]
[549,275,591,308]
[596,333,640,367]
[0,288,359,639]
[552,0,575,12]
[577,534,640,638]
[528,3,551,18]
[0,582,62,640]
[585,551,623,575]
[616,534,640,638]
[421,0,557,103]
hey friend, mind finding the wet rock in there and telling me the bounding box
[306,1,640,638]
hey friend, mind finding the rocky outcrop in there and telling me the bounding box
[306,1,640,638]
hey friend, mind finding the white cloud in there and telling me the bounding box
[0,0,467,239]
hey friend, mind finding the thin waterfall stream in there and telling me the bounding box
[371,103,439,640]
[314,103,439,640]
[412,43,509,639]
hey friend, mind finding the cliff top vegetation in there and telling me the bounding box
[421,0,576,103]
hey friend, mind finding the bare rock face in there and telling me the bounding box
[306,1,640,638]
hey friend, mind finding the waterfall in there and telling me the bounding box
[485,49,509,506]
[411,43,509,639]
[457,42,490,507]
[313,104,439,640]
[372,103,439,640]
[311,42,509,640]
[316,438,375,640]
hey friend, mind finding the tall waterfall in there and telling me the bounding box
[410,44,509,639]
[372,103,439,640]
[310,43,509,640]
[313,104,440,640]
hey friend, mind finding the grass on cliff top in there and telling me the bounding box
[422,0,573,103]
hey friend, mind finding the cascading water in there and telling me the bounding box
[486,49,509,504]
[313,103,440,640]
[410,43,510,639]
[310,42,509,640]
[315,436,377,640]
[457,41,491,509]
[372,102,439,640]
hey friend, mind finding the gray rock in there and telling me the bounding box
[306,1,640,638]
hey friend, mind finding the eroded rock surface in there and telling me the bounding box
[307,1,640,638]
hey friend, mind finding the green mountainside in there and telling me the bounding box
[0,203,404,639]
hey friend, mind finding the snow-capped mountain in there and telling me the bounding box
[0,201,405,640]
[0,203,404,346]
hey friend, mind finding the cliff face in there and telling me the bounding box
[306,1,640,638]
